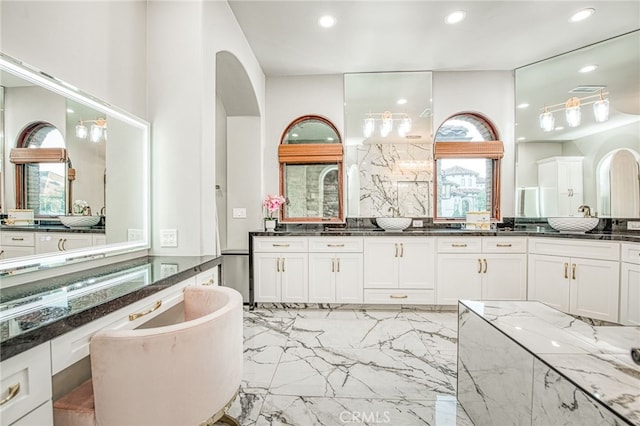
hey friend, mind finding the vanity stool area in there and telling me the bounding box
[0,255,222,425]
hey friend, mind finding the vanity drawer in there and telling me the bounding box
[308,237,363,252]
[50,277,195,374]
[481,237,527,253]
[363,289,434,304]
[621,243,640,265]
[1,232,35,247]
[437,237,482,253]
[528,238,619,261]
[253,237,308,252]
[0,342,52,426]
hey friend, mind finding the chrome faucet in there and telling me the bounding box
[82,206,92,216]
[577,205,591,218]
[388,206,401,217]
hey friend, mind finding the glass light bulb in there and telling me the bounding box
[398,117,412,137]
[539,111,555,132]
[380,118,393,137]
[75,123,88,139]
[90,124,103,143]
[593,98,609,122]
[565,106,581,127]
[363,117,375,138]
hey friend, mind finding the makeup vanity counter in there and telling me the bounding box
[458,300,640,425]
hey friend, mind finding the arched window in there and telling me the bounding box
[10,121,71,215]
[433,112,503,221]
[278,115,344,222]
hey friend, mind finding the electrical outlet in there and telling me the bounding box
[232,207,247,218]
[412,220,423,228]
[160,263,179,278]
[627,221,640,230]
[160,229,178,247]
[127,229,143,241]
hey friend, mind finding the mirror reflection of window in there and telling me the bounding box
[434,113,503,221]
[279,115,344,222]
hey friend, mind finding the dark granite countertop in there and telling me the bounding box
[249,229,640,243]
[0,255,222,360]
[1,224,105,234]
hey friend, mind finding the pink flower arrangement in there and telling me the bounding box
[263,194,286,219]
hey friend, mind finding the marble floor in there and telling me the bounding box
[225,306,474,425]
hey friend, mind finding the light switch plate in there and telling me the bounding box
[627,221,640,230]
[233,207,247,218]
[160,229,178,247]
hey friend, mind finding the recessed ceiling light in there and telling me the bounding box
[579,64,598,73]
[291,133,299,137]
[517,103,529,109]
[66,108,75,113]
[327,137,334,141]
[517,136,526,141]
[397,98,407,105]
[445,10,466,24]
[318,15,336,28]
[555,126,565,131]
[569,8,595,23]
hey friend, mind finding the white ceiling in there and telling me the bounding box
[228,1,640,76]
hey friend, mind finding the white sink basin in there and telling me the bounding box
[376,217,412,231]
[547,217,599,233]
[59,215,101,228]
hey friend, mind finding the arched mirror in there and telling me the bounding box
[278,115,344,222]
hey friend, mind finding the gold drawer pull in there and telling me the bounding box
[0,383,20,406]
[572,264,577,280]
[390,294,408,299]
[129,300,162,321]
[328,243,345,247]
[272,243,290,247]
[477,259,482,273]
[11,237,24,241]
[451,243,467,247]
[483,258,488,274]
[203,278,215,285]
[564,262,569,279]
[496,243,512,247]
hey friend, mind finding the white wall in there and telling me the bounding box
[433,71,516,218]
[265,75,344,197]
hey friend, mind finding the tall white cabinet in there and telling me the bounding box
[537,156,584,217]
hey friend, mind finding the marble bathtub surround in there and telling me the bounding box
[458,300,640,425]
[232,305,473,425]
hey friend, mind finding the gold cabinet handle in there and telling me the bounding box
[203,278,215,285]
[337,257,340,273]
[62,238,68,251]
[276,257,280,272]
[57,238,63,251]
[327,243,345,247]
[272,243,290,247]
[129,300,162,321]
[400,243,404,257]
[496,243,512,247]
[572,263,576,280]
[564,262,569,279]
[452,243,467,248]
[11,237,24,241]
[0,383,20,406]
[331,258,335,272]
[477,259,482,273]
[282,258,285,272]
[390,294,408,299]
[394,243,398,258]
[483,258,488,274]
[0,250,4,258]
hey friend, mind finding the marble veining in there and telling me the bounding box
[231,306,472,425]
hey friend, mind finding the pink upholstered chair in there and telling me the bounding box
[53,285,243,426]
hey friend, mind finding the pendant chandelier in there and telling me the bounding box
[538,90,609,132]
[363,111,412,138]
[75,118,107,143]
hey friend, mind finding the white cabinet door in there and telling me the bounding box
[436,253,482,305]
[254,253,281,303]
[280,253,308,302]
[35,233,93,254]
[620,262,640,325]
[0,246,35,259]
[570,258,619,322]
[483,254,527,300]
[334,253,363,303]
[309,253,335,303]
[398,239,435,289]
[363,239,397,288]
[528,254,570,312]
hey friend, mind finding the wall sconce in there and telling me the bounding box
[363,111,412,138]
[75,118,107,142]
[538,90,609,131]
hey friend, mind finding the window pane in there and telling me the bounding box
[26,163,66,215]
[437,158,492,218]
[284,163,339,219]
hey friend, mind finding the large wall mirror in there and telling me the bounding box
[0,51,150,276]
[344,71,433,218]
[515,31,640,218]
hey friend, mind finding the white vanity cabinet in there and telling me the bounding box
[363,237,435,304]
[308,237,363,304]
[620,243,640,325]
[253,237,308,303]
[537,156,584,217]
[35,233,94,254]
[0,343,53,426]
[436,237,527,305]
[528,238,620,322]
[0,232,36,259]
